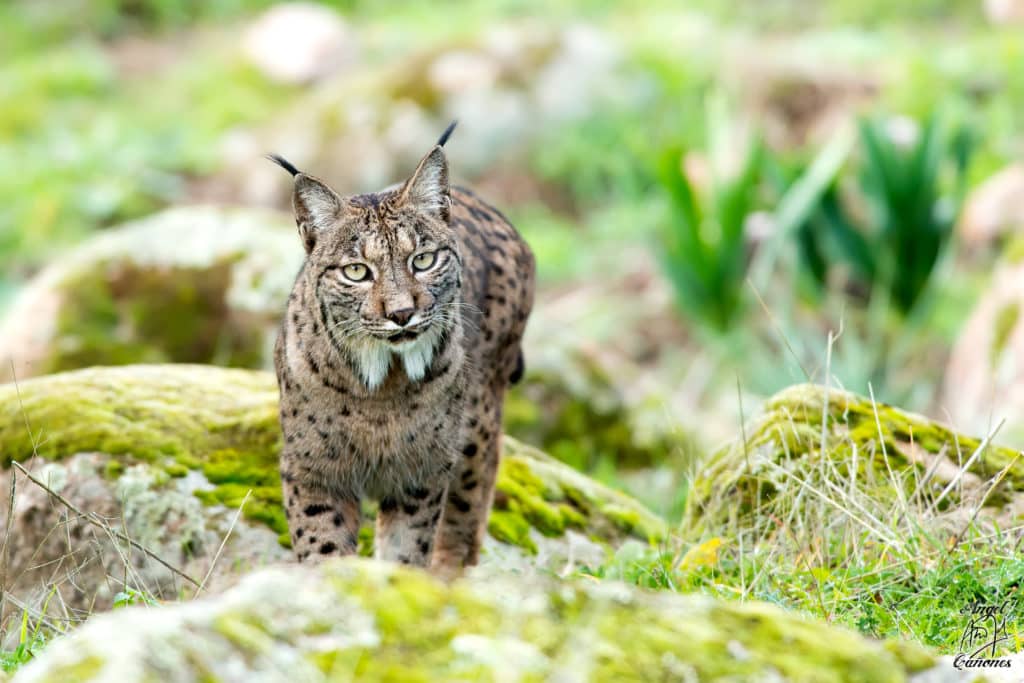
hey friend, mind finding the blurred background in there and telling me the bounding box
[2,0,1023,522]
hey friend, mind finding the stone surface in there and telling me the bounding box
[506,346,698,473]
[11,557,936,683]
[0,206,301,382]
[687,383,1023,538]
[0,365,665,626]
[985,0,1024,24]
[943,261,1024,443]
[960,164,1024,247]
[732,50,878,148]
[227,23,624,207]
[241,3,357,84]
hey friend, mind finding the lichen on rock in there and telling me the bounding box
[0,364,665,621]
[504,351,698,472]
[944,258,1024,444]
[0,206,302,382]
[492,439,666,555]
[11,558,936,683]
[686,382,1023,538]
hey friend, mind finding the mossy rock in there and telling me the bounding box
[0,206,302,382]
[0,365,665,618]
[11,557,937,683]
[686,383,1023,538]
[505,348,700,478]
[234,23,620,201]
[943,259,1024,444]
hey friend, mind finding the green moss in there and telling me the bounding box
[496,439,667,551]
[883,638,937,673]
[494,459,574,536]
[102,460,124,480]
[212,613,277,656]
[200,449,279,487]
[357,523,375,558]
[0,365,284,540]
[17,559,937,681]
[45,260,261,375]
[991,301,1020,365]
[0,365,666,555]
[175,454,203,470]
[487,509,537,554]
[687,383,1024,536]
[602,505,642,534]
[163,462,188,478]
[29,654,103,682]
[194,483,288,535]
[1003,235,1024,264]
[504,364,699,473]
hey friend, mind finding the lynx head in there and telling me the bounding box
[269,122,462,390]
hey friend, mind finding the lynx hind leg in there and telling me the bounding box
[432,379,506,572]
[376,485,448,566]
[282,467,361,563]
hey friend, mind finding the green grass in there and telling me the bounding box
[0,38,295,278]
[581,527,1024,655]
[574,382,1024,656]
[2,0,1023,672]
[1,609,56,674]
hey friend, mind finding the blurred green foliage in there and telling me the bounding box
[657,107,763,333]
[0,0,356,52]
[0,19,293,298]
[654,112,973,332]
[0,0,1021,403]
[0,1,1022,671]
[793,115,973,314]
[686,0,984,30]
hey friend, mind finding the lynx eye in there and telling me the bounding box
[341,263,371,282]
[411,251,437,272]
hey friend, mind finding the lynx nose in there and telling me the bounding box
[386,308,415,327]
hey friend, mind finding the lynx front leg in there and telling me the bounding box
[282,467,361,563]
[375,485,448,566]
[432,381,504,572]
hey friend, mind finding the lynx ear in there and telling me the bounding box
[267,154,345,253]
[400,146,450,221]
[293,175,344,253]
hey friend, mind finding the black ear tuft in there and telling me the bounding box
[510,350,525,384]
[436,120,458,148]
[266,154,301,177]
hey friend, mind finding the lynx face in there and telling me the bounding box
[284,145,463,389]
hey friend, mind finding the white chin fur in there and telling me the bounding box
[351,339,392,390]
[398,324,443,382]
[352,325,443,389]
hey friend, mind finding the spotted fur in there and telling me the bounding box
[271,126,534,572]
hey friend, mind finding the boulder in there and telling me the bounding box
[0,207,301,382]
[731,50,878,148]
[0,365,665,626]
[959,164,1024,248]
[943,261,1024,442]
[985,0,1024,24]
[687,383,1023,539]
[505,346,698,473]
[241,3,357,85]
[11,557,937,683]
[506,261,707,519]
[224,23,624,206]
